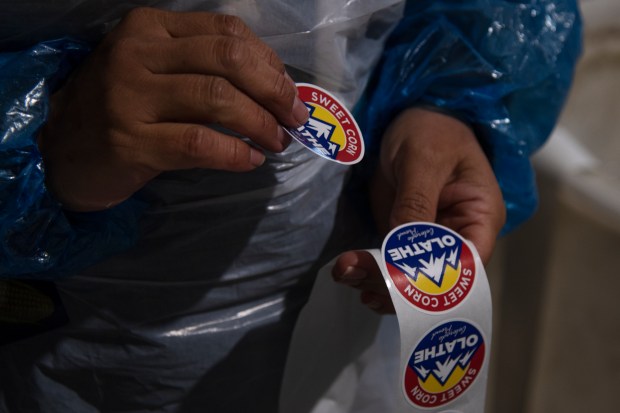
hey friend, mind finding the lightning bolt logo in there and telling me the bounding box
[405,320,485,408]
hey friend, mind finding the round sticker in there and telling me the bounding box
[404,320,485,409]
[284,83,364,164]
[382,223,476,313]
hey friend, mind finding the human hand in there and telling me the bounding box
[38,8,308,211]
[332,107,505,313]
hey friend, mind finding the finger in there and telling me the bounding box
[114,9,308,127]
[117,9,294,81]
[437,132,505,264]
[145,38,306,127]
[181,28,284,76]
[333,252,394,313]
[157,10,308,126]
[147,74,292,152]
[389,145,450,229]
[153,9,293,89]
[361,291,395,314]
[438,205,498,265]
[438,177,505,264]
[158,11,284,72]
[115,7,298,86]
[120,9,256,40]
[332,250,390,294]
[460,224,497,265]
[157,12,260,47]
[136,122,266,172]
[332,250,379,282]
[370,167,396,235]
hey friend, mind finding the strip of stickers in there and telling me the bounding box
[379,222,492,411]
[285,83,491,410]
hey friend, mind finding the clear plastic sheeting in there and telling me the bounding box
[0,2,401,412]
[0,1,581,412]
[0,0,405,107]
[0,0,405,278]
[0,39,144,278]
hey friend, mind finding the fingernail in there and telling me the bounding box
[250,148,265,167]
[343,266,367,280]
[292,97,309,126]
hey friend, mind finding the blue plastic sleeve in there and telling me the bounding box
[0,38,144,279]
[359,0,582,233]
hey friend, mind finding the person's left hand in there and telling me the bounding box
[332,107,506,314]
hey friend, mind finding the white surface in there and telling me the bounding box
[533,0,620,232]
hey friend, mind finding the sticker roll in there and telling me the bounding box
[374,222,492,412]
[280,221,492,413]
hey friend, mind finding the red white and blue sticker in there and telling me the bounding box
[284,83,364,164]
[404,320,485,409]
[382,223,476,313]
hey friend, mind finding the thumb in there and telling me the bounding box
[388,151,446,230]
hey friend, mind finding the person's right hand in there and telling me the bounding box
[38,8,309,211]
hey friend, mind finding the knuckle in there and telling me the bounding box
[103,37,142,67]
[179,127,250,170]
[256,108,277,134]
[218,14,250,38]
[181,126,209,159]
[108,130,143,166]
[393,191,435,224]
[225,140,247,169]
[202,77,235,107]
[96,41,151,103]
[122,7,159,27]
[254,109,282,151]
[216,37,251,71]
[271,70,295,105]
[265,48,285,73]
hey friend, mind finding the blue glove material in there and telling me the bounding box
[0,39,144,278]
[359,0,582,233]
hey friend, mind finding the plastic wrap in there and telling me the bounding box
[360,0,582,233]
[0,1,583,278]
[0,2,400,412]
[0,1,582,412]
[0,0,404,279]
[0,39,144,278]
